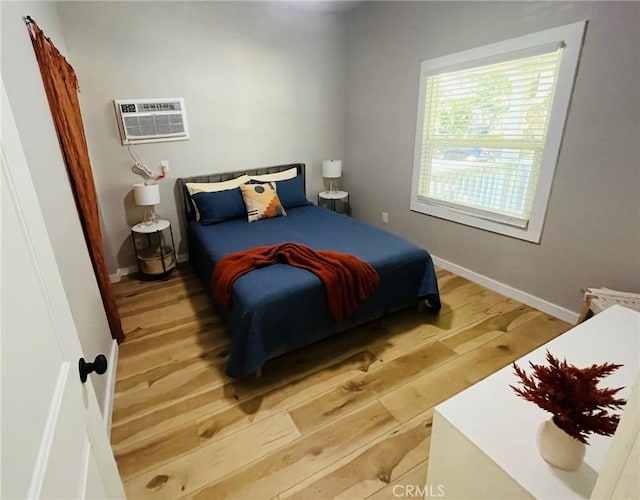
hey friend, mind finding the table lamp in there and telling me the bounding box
[322,160,342,194]
[133,183,160,224]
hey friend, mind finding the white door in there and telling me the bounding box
[0,80,125,499]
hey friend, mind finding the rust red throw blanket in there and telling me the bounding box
[212,242,379,322]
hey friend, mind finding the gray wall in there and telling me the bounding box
[344,1,640,314]
[8,1,635,327]
[56,1,347,271]
[1,1,115,411]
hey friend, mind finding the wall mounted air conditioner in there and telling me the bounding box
[113,97,189,145]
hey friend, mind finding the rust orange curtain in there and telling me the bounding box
[27,19,125,343]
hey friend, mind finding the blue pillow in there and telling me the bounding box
[191,188,247,225]
[250,175,311,209]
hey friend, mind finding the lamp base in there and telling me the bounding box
[142,207,157,225]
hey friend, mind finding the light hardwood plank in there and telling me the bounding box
[186,402,399,499]
[376,291,521,359]
[286,293,523,436]
[439,304,538,354]
[123,411,300,499]
[111,322,389,454]
[288,342,454,435]
[379,312,570,423]
[366,460,430,500]
[112,384,227,452]
[116,319,228,381]
[111,265,571,498]
[112,357,227,426]
[121,295,215,342]
[112,349,379,476]
[117,275,205,317]
[280,410,433,499]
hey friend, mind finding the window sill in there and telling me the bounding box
[410,199,543,243]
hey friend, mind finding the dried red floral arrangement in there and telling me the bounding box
[511,350,626,444]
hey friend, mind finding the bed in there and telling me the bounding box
[177,163,440,378]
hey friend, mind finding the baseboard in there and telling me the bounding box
[103,339,118,437]
[431,255,579,324]
[109,272,121,284]
[115,264,138,278]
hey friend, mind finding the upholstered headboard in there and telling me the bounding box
[176,163,306,221]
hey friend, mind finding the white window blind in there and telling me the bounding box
[417,49,562,228]
[410,21,586,243]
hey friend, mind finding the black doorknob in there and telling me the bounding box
[78,354,108,383]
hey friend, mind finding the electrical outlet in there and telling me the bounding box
[160,160,170,173]
[382,211,389,224]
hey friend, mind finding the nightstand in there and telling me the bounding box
[318,190,350,215]
[130,219,176,279]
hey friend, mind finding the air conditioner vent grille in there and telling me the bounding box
[123,115,185,137]
[114,98,189,145]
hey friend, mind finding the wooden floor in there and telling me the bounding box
[111,265,571,499]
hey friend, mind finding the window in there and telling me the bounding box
[411,22,586,242]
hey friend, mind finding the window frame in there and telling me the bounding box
[410,21,586,243]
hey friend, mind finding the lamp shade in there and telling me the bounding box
[322,160,342,179]
[133,183,160,206]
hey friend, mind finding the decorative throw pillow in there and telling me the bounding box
[249,175,311,209]
[191,187,247,225]
[240,182,286,222]
[186,175,250,221]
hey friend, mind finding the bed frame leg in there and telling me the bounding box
[417,300,426,313]
[256,367,263,378]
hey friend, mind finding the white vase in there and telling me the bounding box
[536,418,586,470]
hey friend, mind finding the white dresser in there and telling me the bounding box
[426,305,640,499]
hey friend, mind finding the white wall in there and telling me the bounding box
[344,1,640,314]
[56,1,347,271]
[1,1,115,411]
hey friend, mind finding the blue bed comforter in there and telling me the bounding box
[188,205,440,378]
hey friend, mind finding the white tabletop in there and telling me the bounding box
[131,219,170,233]
[319,190,348,200]
[437,305,640,499]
